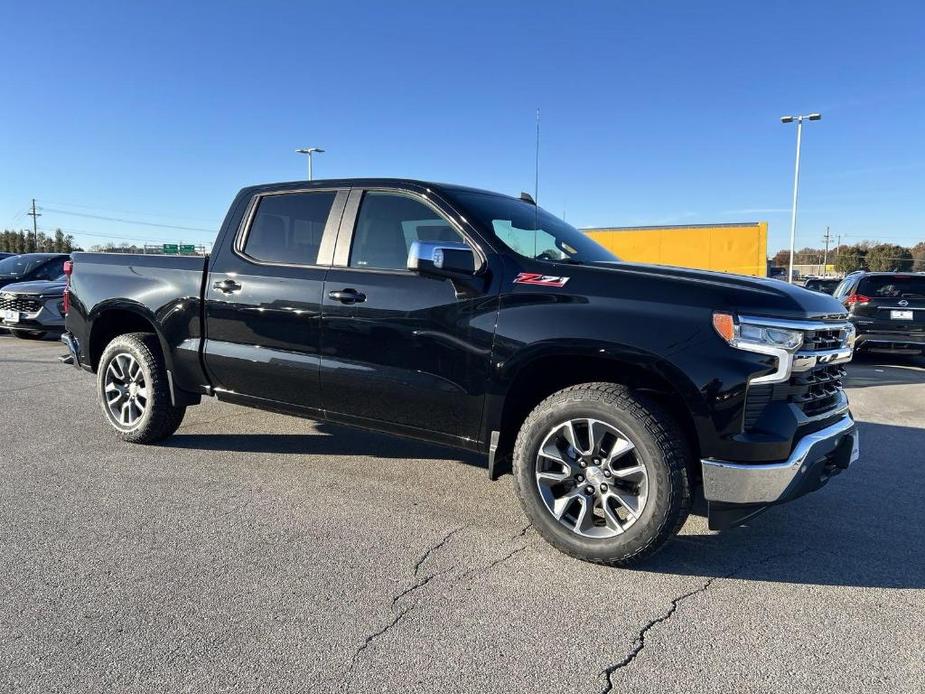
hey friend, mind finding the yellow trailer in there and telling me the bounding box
[583,222,768,277]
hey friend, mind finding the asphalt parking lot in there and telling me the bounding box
[1,332,923,693]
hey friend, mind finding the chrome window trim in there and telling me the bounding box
[232,188,348,269]
[333,187,489,273]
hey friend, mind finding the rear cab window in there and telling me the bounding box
[242,191,336,265]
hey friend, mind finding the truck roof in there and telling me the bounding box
[238,178,513,199]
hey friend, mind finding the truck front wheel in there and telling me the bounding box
[97,332,186,443]
[512,383,691,566]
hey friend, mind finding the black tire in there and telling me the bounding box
[512,382,691,566]
[11,330,46,340]
[97,332,186,443]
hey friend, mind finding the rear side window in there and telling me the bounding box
[33,257,67,280]
[349,192,464,270]
[243,191,336,265]
[858,275,925,299]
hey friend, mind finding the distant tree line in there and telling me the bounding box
[772,240,925,273]
[1,228,80,254]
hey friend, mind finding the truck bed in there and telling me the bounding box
[66,252,210,396]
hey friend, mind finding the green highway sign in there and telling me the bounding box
[180,244,196,253]
[162,244,179,254]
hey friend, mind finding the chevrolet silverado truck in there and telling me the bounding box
[61,179,859,565]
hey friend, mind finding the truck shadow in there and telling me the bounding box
[641,420,924,589]
[164,422,485,467]
[166,419,921,590]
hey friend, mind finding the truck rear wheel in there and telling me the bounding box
[97,332,186,443]
[512,382,691,566]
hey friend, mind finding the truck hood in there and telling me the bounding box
[575,260,848,321]
[0,279,66,297]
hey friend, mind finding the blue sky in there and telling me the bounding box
[1,1,923,253]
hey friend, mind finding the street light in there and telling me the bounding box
[780,113,822,283]
[295,147,325,181]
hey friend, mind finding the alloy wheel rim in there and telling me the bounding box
[104,353,148,428]
[534,418,649,538]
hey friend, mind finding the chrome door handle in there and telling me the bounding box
[213,279,242,293]
[328,288,366,304]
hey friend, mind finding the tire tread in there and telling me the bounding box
[513,382,691,566]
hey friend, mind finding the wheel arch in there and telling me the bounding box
[485,344,706,478]
[87,302,172,374]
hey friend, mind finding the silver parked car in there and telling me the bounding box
[0,275,68,339]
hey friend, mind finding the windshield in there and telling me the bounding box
[448,191,618,264]
[0,254,47,277]
[858,275,925,299]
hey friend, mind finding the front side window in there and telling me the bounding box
[349,192,465,270]
[243,191,336,265]
[447,190,618,264]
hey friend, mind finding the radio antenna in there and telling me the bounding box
[534,108,540,205]
[533,108,540,257]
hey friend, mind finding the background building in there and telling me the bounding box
[583,222,768,277]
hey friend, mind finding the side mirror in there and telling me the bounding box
[407,241,481,278]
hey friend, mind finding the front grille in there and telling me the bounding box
[787,364,847,417]
[743,322,851,431]
[802,327,848,351]
[0,294,42,312]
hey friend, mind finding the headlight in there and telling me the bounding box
[737,322,803,351]
[712,312,804,385]
[712,313,803,353]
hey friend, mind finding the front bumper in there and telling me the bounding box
[0,302,65,333]
[701,415,859,529]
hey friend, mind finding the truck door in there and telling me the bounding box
[320,188,498,445]
[203,188,347,413]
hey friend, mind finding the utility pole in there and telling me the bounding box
[821,226,832,276]
[26,198,41,249]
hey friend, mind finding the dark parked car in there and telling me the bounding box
[61,179,859,566]
[834,271,925,354]
[0,253,70,290]
[803,277,839,294]
[0,274,67,339]
[0,252,16,260]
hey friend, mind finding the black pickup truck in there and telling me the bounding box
[62,179,859,565]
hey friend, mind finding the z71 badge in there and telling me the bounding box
[513,272,570,288]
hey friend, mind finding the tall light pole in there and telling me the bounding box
[295,147,325,181]
[780,113,821,283]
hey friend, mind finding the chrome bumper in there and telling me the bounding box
[701,415,859,505]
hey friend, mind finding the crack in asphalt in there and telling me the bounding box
[341,522,532,692]
[453,523,532,585]
[597,547,809,694]
[341,525,466,692]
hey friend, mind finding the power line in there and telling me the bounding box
[41,207,216,233]
[41,199,221,224]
